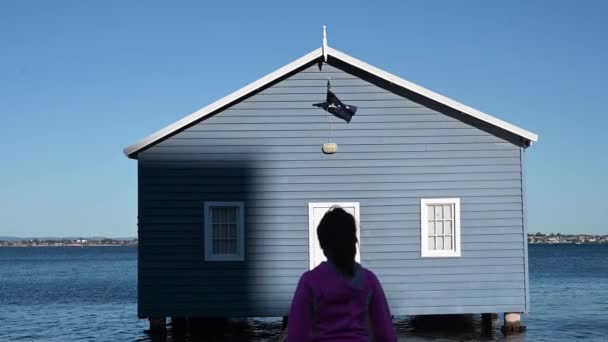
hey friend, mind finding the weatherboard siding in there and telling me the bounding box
[137,62,526,318]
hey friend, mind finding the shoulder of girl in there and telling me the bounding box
[301,268,318,283]
[363,268,380,284]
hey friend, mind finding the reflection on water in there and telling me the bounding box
[136,318,283,342]
[395,315,506,342]
[136,315,524,342]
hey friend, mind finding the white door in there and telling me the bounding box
[308,202,360,270]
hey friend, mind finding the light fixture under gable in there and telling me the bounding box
[322,142,337,154]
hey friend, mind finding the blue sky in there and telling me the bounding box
[1,1,606,237]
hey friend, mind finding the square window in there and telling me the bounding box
[204,202,244,261]
[420,198,461,257]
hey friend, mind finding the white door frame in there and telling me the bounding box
[308,202,360,270]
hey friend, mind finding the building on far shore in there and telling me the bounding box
[528,233,608,244]
[124,34,538,333]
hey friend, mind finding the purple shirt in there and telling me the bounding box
[287,262,397,342]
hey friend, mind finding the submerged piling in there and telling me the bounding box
[147,317,167,335]
[502,313,526,335]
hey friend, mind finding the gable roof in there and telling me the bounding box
[124,46,538,158]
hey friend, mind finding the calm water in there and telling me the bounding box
[1,245,607,341]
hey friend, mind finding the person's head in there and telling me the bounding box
[317,206,358,276]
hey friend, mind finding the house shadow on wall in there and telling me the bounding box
[140,157,297,339]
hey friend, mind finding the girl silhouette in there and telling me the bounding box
[287,206,397,341]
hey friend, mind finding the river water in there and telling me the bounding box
[0,244,606,341]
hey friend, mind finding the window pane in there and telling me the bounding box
[428,221,435,235]
[445,236,453,250]
[226,224,236,239]
[228,224,237,239]
[229,208,237,224]
[434,205,443,220]
[216,224,222,239]
[212,240,220,254]
[227,240,237,254]
[428,237,435,250]
[211,207,220,224]
[212,223,220,239]
[222,208,229,223]
[436,221,444,235]
[444,204,452,219]
[427,205,435,220]
[436,237,444,250]
[444,220,453,235]
[220,240,229,254]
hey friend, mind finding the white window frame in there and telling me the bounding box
[420,198,461,258]
[204,201,245,261]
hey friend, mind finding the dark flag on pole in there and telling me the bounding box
[313,80,357,123]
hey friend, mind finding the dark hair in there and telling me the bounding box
[317,206,358,276]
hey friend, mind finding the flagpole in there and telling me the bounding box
[327,77,331,142]
[322,25,328,62]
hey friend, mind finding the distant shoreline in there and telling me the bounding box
[0,238,137,248]
[0,244,137,248]
[528,242,607,245]
[2,233,607,247]
[2,243,607,247]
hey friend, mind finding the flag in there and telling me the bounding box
[313,82,357,123]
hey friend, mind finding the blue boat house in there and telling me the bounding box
[124,37,538,334]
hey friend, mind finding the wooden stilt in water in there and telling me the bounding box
[501,312,526,335]
[189,317,230,338]
[481,313,498,336]
[279,316,288,342]
[148,317,167,335]
[170,317,187,336]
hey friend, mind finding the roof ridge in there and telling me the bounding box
[124,46,537,158]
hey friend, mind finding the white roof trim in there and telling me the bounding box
[124,46,537,157]
[123,48,323,157]
[327,47,538,143]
